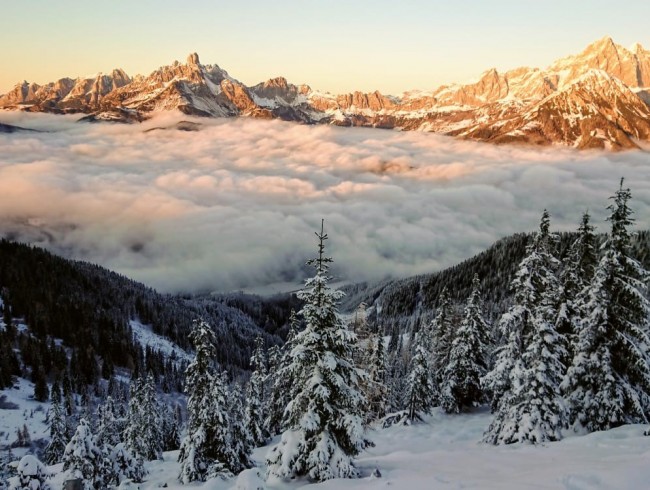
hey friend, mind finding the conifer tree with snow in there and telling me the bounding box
[178,320,238,483]
[562,180,650,432]
[265,311,300,437]
[441,274,491,414]
[264,344,284,437]
[44,381,68,465]
[386,338,409,414]
[404,335,436,422]
[483,210,568,444]
[228,381,254,473]
[363,332,389,422]
[161,403,181,452]
[7,455,51,490]
[107,443,146,486]
[555,212,598,353]
[0,449,12,490]
[95,396,120,448]
[246,336,269,446]
[62,418,108,489]
[124,373,162,462]
[430,287,456,390]
[266,220,367,482]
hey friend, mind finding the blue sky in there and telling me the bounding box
[2,0,650,94]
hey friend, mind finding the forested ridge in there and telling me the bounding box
[0,239,295,394]
[344,230,650,332]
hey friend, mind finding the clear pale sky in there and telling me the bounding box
[2,0,650,95]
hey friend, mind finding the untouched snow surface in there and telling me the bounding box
[123,409,650,489]
[2,377,649,489]
[0,378,49,458]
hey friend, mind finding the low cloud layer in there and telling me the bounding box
[1,111,649,294]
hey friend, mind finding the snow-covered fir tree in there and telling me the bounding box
[483,210,567,444]
[386,336,409,414]
[44,381,67,465]
[404,335,436,422]
[430,287,456,391]
[363,332,389,423]
[161,403,181,452]
[246,335,269,446]
[7,455,51,490]
[0,448,13,490]
[62,418,108,489]
[555,212,598,354]
[266,221,367,482]
[264,344,284,437]
[95,396,120,448]
[562,180,650,432]
[108,443,146,485]
[124,373,162,462]
[265,311,300,437]
[441,274,491,414]
[228,381,255,473]
[178,320,238,483]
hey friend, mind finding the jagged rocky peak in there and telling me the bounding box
[263,76,289,89]
[250,76,311,104]
[110,68,131,85]
[187,52,200,65]
[2,36,650,150]
[432,67,509,107]
[550,36,649,88]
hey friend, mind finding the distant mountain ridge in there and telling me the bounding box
[2,36,650,150]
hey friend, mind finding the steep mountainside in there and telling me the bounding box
[2,37,650,149]
[0,240,295,387]
[341,230,650,333]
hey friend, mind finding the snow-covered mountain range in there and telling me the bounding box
[2,36,650,150]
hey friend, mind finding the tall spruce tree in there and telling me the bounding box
[404,336,435,421]
[95,396,120,448]
[178,320,237,483]
[430,287,455,391]
[161,403,181,452]
[363,332,389,423]
[124,374,162,462]
[483,211,567,444]
[386,337,409,414]
[441,274,491,414]
[246,336,269,446]
[555,212,598,353]
[228,382,254,473]
[266,221,366,482]
[562,180,650,431]
[44,381,67,465]
[265,311,300,437]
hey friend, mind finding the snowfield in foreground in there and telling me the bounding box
[106,409,650,489]
[2,379,650,489]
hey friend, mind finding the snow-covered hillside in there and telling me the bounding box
[129,320,193,364]
[0,378,49,458]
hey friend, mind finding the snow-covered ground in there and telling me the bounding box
[129,320,193,364]
[3,378,649,489]
[116,409,650,489]
[0,378,49,458]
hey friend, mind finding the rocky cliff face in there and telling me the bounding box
[2,37,650,150]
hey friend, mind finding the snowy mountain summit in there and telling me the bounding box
[2,37,650,148]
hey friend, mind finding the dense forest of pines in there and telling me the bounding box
[1,180,650,489]
[0,240,301,395]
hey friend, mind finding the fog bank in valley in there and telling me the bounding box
[1,111,649,293]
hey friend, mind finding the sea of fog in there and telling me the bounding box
[1,111,649,294]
